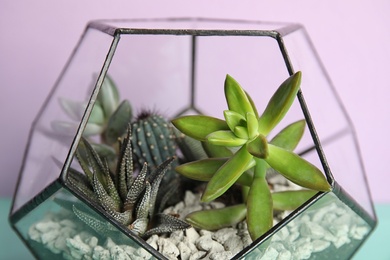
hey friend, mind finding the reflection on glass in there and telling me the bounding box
[243,192,372,259]
[15,188,156,259]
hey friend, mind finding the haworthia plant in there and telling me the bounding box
[70,127,190,238]
[172,72,331,241]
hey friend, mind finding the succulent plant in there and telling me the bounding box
[172,71,331,241]
[52,74,133,148]
[68,126,190,238]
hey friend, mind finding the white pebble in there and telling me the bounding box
[110,245,131,260]
[262,246,279,259]
[146,235,159,250]
[28,226,41,242]
[273,227,289,241]
[333,235,351,249]
[54,236,68,252]
[92,246,110,260]
[184,191,197,206]
[186,228,200,244]
[189,251,206,260]
[157,237,180,259]
[312,240,331,253]
[223,235,244,255]
[86,236,98,247]
[66,235,92,259]
[278,250,292,260]
[350,225,369,240]
[209,201,225,209]
[209,251,233,260]
[300,222,326,239]
[35,221,61,233]
[212,228,237,244]
[293,242,313,260]
[177,241,192,260]
[196,236,224,253]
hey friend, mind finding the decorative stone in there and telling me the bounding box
[177,241,192,260]
[223,235,244,255]
[196,236,224,253]
[278,250,292,260]
[66,235,92,260]
[185,228,200,244]
[300,222,326,239]
[157,237,180,259]
[110,245,131,260]
[35,221,61,233]
[92,246,110,260]
[146,235,159,250]
[188,251,206,260]
[209,251,233,260]
[212,228,237,244]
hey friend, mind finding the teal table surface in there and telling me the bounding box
[1,198,389,259]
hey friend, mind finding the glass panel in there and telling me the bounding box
[194,34,325,169]
[12,28,114,213]
[242,192,373,259]
[106,34,192,118]
[11,19,376,260]
[93,18,293,33]
[13,188,156,259]
[281,28,375,218]
[322,134,374,219]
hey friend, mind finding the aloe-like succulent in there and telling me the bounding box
[68,127,190,238]
[172,72,331,241]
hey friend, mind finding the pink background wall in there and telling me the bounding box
[1,1,389,203]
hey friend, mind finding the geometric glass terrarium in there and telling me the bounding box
[9,18,377,259]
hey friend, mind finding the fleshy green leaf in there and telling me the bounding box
[258,71,302,135]
[265,144,331,192]
[76,137,107,187]
[272,190,317,211]
[172,115,229,142]
[185,204,247,230]
[246,112,259,139]
[201,146,253,202]
[224,110,246,132]
[207,130,247,147]
[59,98,86,121]
[224,74,255,117]
[246,134,268,159]
[105,100,132,144]
[233,126,249,139]
[202,142,233,158]
[97,75,120,117]
[247,175,273,241]
[245,91,259,118]
[89,102,105,125]
[175,158,254,186]
[83,123,105,136]
[270,119,306,151]
[90,143,117,162]
[51,121,103,136]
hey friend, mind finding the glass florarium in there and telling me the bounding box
[10,18,377,259]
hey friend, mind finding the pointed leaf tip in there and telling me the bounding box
[258,71,302,135]
[224,74,256,117]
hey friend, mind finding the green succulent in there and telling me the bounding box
[69,127,190,238]
[172,72,331,241]
[53,74,133,146]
